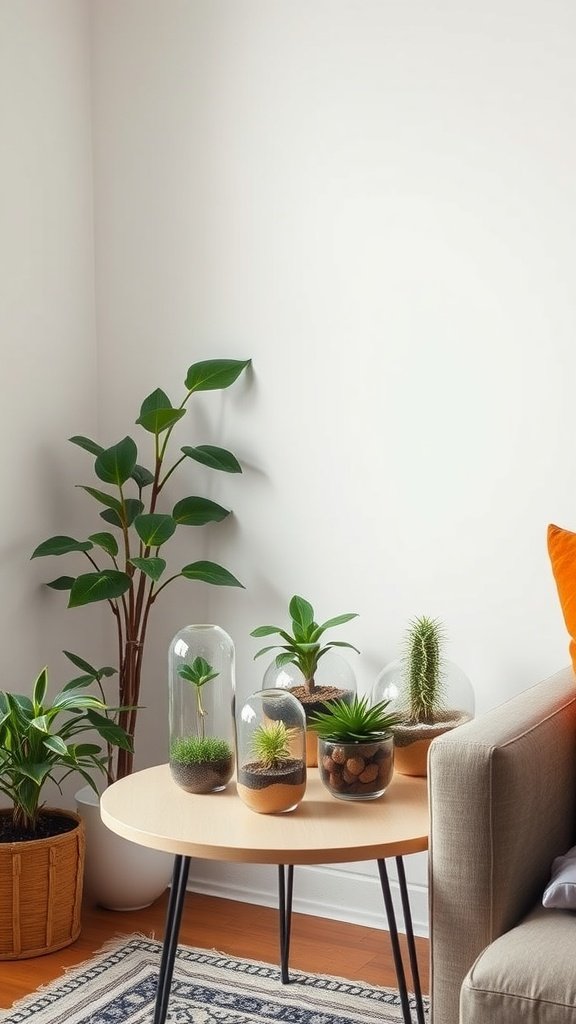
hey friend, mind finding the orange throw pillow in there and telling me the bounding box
[548,523,576,672]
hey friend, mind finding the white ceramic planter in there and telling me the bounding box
[75,785,173,911]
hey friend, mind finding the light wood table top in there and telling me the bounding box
[100,764,428,866]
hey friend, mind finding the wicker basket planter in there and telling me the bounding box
[0,809,85,960]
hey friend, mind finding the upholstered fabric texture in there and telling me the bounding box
[547,523,576,672]
[461,904,576,1024]
[428,668,576,1024]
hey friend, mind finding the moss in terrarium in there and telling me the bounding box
[170,735,232,765]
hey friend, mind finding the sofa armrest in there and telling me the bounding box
[428,668,576,1024]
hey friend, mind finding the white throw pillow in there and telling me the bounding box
[542,844,576,909]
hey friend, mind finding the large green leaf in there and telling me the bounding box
[100,498,144,528]
[63,651,101,677]
[31,536,93,558]
[129,557,166,582]
[79,486,123,513]
[181,445,242,474]
[136,389,186,435]
[17,762,52,786]
[185,359,251,392]
[181,561,244,587]
[51,689,106,712]
[312,612,359,640]
[131,464,155,489]
[68,570,132,608]
[43,735,69,756]
[88,532,119,558]
[86,710,134,751]
[33,668,47,707]
[95,436,138,487]
[172,497,230,526]
[134,514,176,547]
[289,595,315,633]
[69,435,104,457]
[46,576,75,591]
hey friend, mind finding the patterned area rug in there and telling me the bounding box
[0,936,429,1023]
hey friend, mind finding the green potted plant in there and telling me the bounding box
[31,358,250,784]
[309,695,400,801]
[0,667,130,960]
[372,616,474,777]
[251,594,359,766]
[235,688,306,814]
[30,357,250,908]
[169,657,234,793]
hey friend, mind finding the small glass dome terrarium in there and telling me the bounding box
[235,689,306,814]
[310,695,400,801]
[373,616,474,777]
[251,595,359,768]
[168,624,235,794]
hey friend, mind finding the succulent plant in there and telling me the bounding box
[404,616,446,724]
[251,595,359,695]
[251,721,293,769]
[308,695,401,743]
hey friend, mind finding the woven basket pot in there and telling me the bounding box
[0,808,85,960]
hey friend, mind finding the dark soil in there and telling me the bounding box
[170,754,234,794]
[288,686,354,721]
[0,812,78,844]
[238,758,306,791]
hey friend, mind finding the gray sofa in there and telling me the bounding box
[428,667,576,1024]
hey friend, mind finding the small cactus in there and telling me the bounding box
[404,616,445,724]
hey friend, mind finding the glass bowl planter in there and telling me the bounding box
[318,735,394,801]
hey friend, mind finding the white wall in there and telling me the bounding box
[0,1,98,690]
[89,1,576,932]
[5,0,575,934]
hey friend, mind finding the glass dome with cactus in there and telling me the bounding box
[372,616,474,778]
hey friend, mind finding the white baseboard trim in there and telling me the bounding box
[187,861,429,939]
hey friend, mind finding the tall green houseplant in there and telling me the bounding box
[32,358,250,782]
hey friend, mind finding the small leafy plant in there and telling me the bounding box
[177,657,219,741]
[309,695,401,743]
[251,595,359,695]
[170,735,232,765]
[404,616,445,724]
[31,358,250,782]
[0,668,131,834]
[251,721,293,769]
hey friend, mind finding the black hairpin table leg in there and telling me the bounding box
[278,864,294,983]
[153,854,191,1024]
[377,858,424,1024]
[396,856,426,1024]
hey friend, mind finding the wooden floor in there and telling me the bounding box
[0,891,429,1010]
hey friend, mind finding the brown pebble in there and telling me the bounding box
[331,747,346,765]
[322,755,335,772]
[329,773,344,790]
[345,757,365,777]
[342,767,357,784]
[359,763,379,784]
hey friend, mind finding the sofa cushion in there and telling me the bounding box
[542,842,576,908]
[460,903,576,1024]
